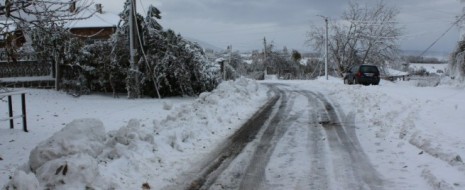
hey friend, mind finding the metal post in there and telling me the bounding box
[8,95,13,129]
[21,93,27,132]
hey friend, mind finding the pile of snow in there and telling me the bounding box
[4,78,270,189]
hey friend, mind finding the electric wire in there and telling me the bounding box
[418,13,465,57]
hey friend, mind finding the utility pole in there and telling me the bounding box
[128,0,140,98]
[129,0,135,72]
[224,45,232,80]
[318,15,329,80]
[263,37,267,76]
[324,17,329,80]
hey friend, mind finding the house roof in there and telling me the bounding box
[66,8,120,29]
[66,0,123,29]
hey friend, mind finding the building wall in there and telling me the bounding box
[69,27,116,41]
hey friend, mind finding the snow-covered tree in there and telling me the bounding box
[292,50,302,63]
[450,40,465,81]
[76,3,220,98]
[79,40,124,96]
[222,49,245,79]
[143,28,218,97]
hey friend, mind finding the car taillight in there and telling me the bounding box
[356,72,362,77]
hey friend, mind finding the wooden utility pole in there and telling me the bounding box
[325,17,329,80]
[317,15,329,80]
[128,0,140,98]
[225,45,232,80]
[263,37,267,76]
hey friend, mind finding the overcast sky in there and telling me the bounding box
[105,0,463,54]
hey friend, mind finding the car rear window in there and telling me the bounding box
[360,66,379,73]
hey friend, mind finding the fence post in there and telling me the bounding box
[21,93,28,132]
[8,95,14,129]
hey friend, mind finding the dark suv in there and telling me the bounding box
[343,64,380,85]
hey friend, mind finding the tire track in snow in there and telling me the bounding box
[178,88,281,190]
[305,93,331,190]
[182,84,385,190]
[239,89,327,190]
[239,90,297,189]
[312,93,384,190]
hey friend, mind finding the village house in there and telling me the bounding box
[0,0,121,82]
[0,1,120,54]
[66,1,120,44]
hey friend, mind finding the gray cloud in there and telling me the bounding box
[158,0,346,25]
[105,0,462,53]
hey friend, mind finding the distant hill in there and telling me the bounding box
[184,37,223,52]
[401,50,450,60]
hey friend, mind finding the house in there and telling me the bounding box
[66,1,121,44]
[0,0,122,80]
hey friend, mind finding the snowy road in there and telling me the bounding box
[182,84,384,190]
[4,79,465,189]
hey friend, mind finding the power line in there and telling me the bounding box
[139,0,147,13]
[418,14,465,57]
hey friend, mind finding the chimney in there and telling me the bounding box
[96,4,103,14]
[69,1,76,13]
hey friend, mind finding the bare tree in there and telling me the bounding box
[0,0,94,28]
[0,0,94,89]
[307,0,402,76]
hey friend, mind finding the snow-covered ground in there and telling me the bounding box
[0,78,270,189]
[385,68,409,77]
[1,77,465,189]
[0,88,195,187]
[288,77,465,189]
[410,63,448,75]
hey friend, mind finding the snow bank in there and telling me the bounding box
[4,171,40,190]
[5,78,270,189]
[5,119,110,189]
[28,119,106,172]
[421,169,454,190]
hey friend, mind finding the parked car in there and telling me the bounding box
[343,64,380,85]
